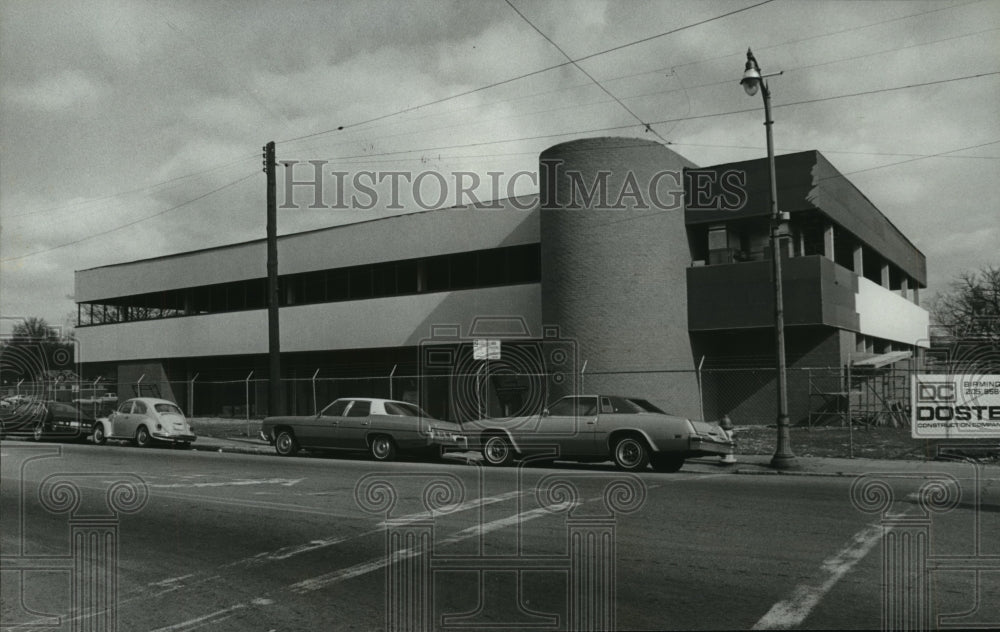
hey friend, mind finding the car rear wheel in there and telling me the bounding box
[92,423,107,445]
[275,430,299,456]
[651,454,684,473]
[369,435,397,461]
[32,423,45,442]
[135,426,152,448]
[612,436,650,471]
[482,434,514,466]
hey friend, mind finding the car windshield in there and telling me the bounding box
[155,403,183,415]
[548,397,597,417]
[383,402,428,417]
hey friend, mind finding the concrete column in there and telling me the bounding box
[881,263,891,288]
[912,286,920,305]
[853,245,864,274]
[823,224,835,261]
[900,277,909,299]
[797,230,806,257]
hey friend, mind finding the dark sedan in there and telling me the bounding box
[262,397,467,461]
[0,400,96,442]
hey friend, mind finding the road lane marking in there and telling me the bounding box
[148,603,247,632]
[752,487,950,630]
[230,490,526,566]
[145,477,302,488]
[288,501,575,594]
[752,522,884,630]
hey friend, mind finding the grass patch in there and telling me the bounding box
[734,425,999,461]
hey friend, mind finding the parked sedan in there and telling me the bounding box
[0,400,95,442]
[262,397,467,461]
[92,397,196,448]
[468,395,734,472]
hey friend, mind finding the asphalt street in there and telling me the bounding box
[1,440,998,631]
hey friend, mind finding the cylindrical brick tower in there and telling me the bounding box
[539,137,701,417]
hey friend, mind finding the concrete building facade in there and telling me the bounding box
[74,137,929,424]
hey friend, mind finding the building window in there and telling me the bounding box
[78,243,541,326]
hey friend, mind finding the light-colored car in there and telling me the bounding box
[468,395,734,472]
[261,397,467,461]
[92,397,196,448]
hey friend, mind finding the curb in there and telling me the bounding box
[189,442,999,478]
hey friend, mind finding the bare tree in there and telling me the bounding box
[929,265,1000,343]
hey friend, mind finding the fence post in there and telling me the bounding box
[389,364,397,400]
[92,376,102,418]
[136,374,145,398]
[580,359,588,397]
[696,355,706,421]
[846,356,853,459]
[187,373,199,418]
[16,378,23,396]
[245,371,254,438]
[311,369,320,414]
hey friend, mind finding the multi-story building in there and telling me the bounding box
[74,137,928,423]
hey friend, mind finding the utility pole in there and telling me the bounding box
[263,141,282,416]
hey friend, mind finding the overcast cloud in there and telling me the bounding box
[1,0,998,333]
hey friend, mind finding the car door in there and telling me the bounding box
[127,400,150,438]
[532,396,599,458]
[110,400,135,438]
[336,400,372,451]
[304,399,349,448]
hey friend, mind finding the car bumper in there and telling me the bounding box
[152,432,196,443]
[688,437,734,456]
[431,434,469,451]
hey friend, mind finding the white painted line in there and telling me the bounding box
[148,603,247,632]
[146,477,302,488]
[288,502,574,594]
[231,490,526,566]
[752,522,885,630]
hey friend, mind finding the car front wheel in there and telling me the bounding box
[482,434,514,466]
[135,426,152,448]
[275,430,299,456]
[612,436,650,471]
[92,423,107,445]
[369,435,397,461]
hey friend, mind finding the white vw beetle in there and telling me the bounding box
[93,397,196,448]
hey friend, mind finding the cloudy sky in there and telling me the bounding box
[1,0,998,333]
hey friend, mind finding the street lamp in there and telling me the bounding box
[740,48,797,469]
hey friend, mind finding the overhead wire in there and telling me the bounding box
[278,27,997,168]
[2,171,258,263]
[275,70,1000,168]
[502,0,672,145]
[275,0,777,146]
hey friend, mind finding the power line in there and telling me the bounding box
[7,153,258,219]
[503,0,672,145]
[299,70,1000,165]
[279,27,996,166]
[2,172,257,263]
[276,0,776,146]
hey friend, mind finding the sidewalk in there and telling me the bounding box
[192,435,999,478]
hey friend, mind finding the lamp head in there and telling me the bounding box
[740,48,762,96]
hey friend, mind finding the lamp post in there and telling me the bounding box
[740,48,797,469]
